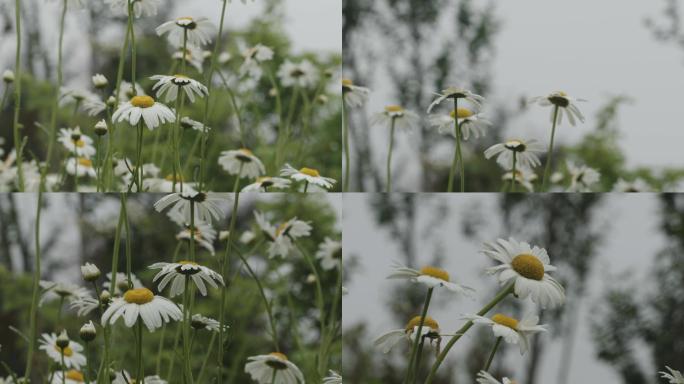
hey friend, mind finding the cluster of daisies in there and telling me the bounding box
[343,79,668,193]
[0,0,339,193]
[372,238,565,383]
[1,192,342,383]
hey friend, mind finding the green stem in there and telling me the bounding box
[196,332,217,383]
[114,8,132,104]
[342,100,351,192]
[122,193,132,289]
[129,1,136,88]
[510,152,517,193]
[405,288,433,384]
[12,0,27,191]
[295,241,326,375]
[24,191,43,378]
[190,200,196,261]
[95,136,102,192]
[61,349,66,384]
[541,105,559,191]
[386,117,396,193]
[136,320,144,383]
[483,337,502,372]
[85,342,92,384]
[182,277,193,384]
[447,99,460,192]
[424,283,514,384]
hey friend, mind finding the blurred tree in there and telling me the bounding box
[592,194,684,384]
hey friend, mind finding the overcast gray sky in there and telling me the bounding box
[361,0,684,191]
[343,194,665,383]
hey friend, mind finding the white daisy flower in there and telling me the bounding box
[173,45,206,73]
[190,314,228,333]
[112,371,167,384]
[374,316,442,354]
[280,164,336,190]
[180,117,210,133]
[244,353,305,384]
[156,17,216,48]
[323,371,342,384]
[476,371,516,384]
[254,211,312,258]
[142,175,198,193]
[502,167,538,192]
[218,149,265,179]
[50,369,91,384]
[316,237,341,270]
[60,88,105,116]
[484,139,544,170]
[148,261,224,297]
[58,127,96,158]
[39,332,86,369]
[241,177,291,192]
[529,91,586,126]
[176,221,216,255]
[277,59,318,88]
[112,95,175,130]
[428,107,490,140]
[463,313,547,355]
[150,74,209,103]
[566,161,601,192]
[660,367,684,384]
[39,281,89,306]
[153,192,232,224]
[240,44,274,79]
[117,81,145,102]
[482,238,565,309]
[427,86,485,113]
[342,79,370,108]
[387,262,475,296]
[104,0,160,18]
[612,178,652,192]
[70,295,100,317]
[101,287,182,331]
[66,158,97,178]
[103,271,144,296]
[370,105,420,132]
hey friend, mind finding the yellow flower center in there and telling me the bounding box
[270,352,288,361]
[299,167,320,177]
[504,140,526,153]
[165,173,184,182]
[556,91,567,97]
[511,254,545,281]
[178,260,199,266]
[75,139,85,148]
[123,288,154,304]
[385,105,404,113]
[450,107,473,119]
[419,266,450,282]
[65,370,84,382]
[491,313,519,330]
[405,316,439,332]
[275,222,289,237]
[257,177,274,187]
[78,158,93,167]
[55,345,74,357]
[548,91,570,107]
[342,79,353,87]
[131,95,155,108]
[266,352,290,370]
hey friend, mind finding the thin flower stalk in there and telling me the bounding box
[424,283,514,384]
[510,152,517,192]
[447,98,465,192]
[541,105,560,191]
[405,288,433,384]
[136,320,144,383]
[12,0,25,190]
[24,191,43,379]
[483,337,502,372]
[386,117,396,193]
[342,101,350,192]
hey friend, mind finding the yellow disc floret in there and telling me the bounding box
[78,158,93,167]
[266,352,289,370]
[419,266,450,282]
[55,345,74,357]
[65,370,84,382]
[342,79,353,87]
[178,260,199,266]
[405,316,439,332]
[385,105,404,113]
[299,167,320,177]
[131,95,155,108]
[123,288,155,305]
[451,107,473,119]
[75,140,85,148]
[491,313,519,330]
[511,254,545,281]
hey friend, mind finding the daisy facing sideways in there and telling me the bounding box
[104,0,160,18]
[316,237,342,270]
[660,367,684,384]
[153,192,231,224]
[58,127,96,158]
[484,139,544,170]
[476,371,517,384]
[482,238,565,309]
[150,74,209,103]
[342,78,371,108]
[254,211,312,258]
[218,149,265,179]
[101,287,182,331]
[280,164,336,191]
[241,177,291,192]
[566,161,601,192]
[112,95,175,130]
[277,59,318,88]
[427,86,485,113]
[370,105,421,133]
[387,262,475,296]
[39,281,89,306]
[529,91,586,126]
[323,371,342,384]
[156,17,216,47]
[66,158,97,179]
[244,353,305,384]
[148,261,224,297]
[374,315,442,354]
[428,107,490,140]
[39,332,87,369]
[463,313,547,354]
[50,369,92,384]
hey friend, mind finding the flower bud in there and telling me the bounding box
[106,96,117,108]
[306,274,317,284]
[99,289,111,303]
[218,52,231,65]
[81,262,101,282]
[94,120,108,136]
[92,74,108,89]
[117,280,130,292]
[79,321,97,342]
[56,330,70,349]
[2,69,14,83]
